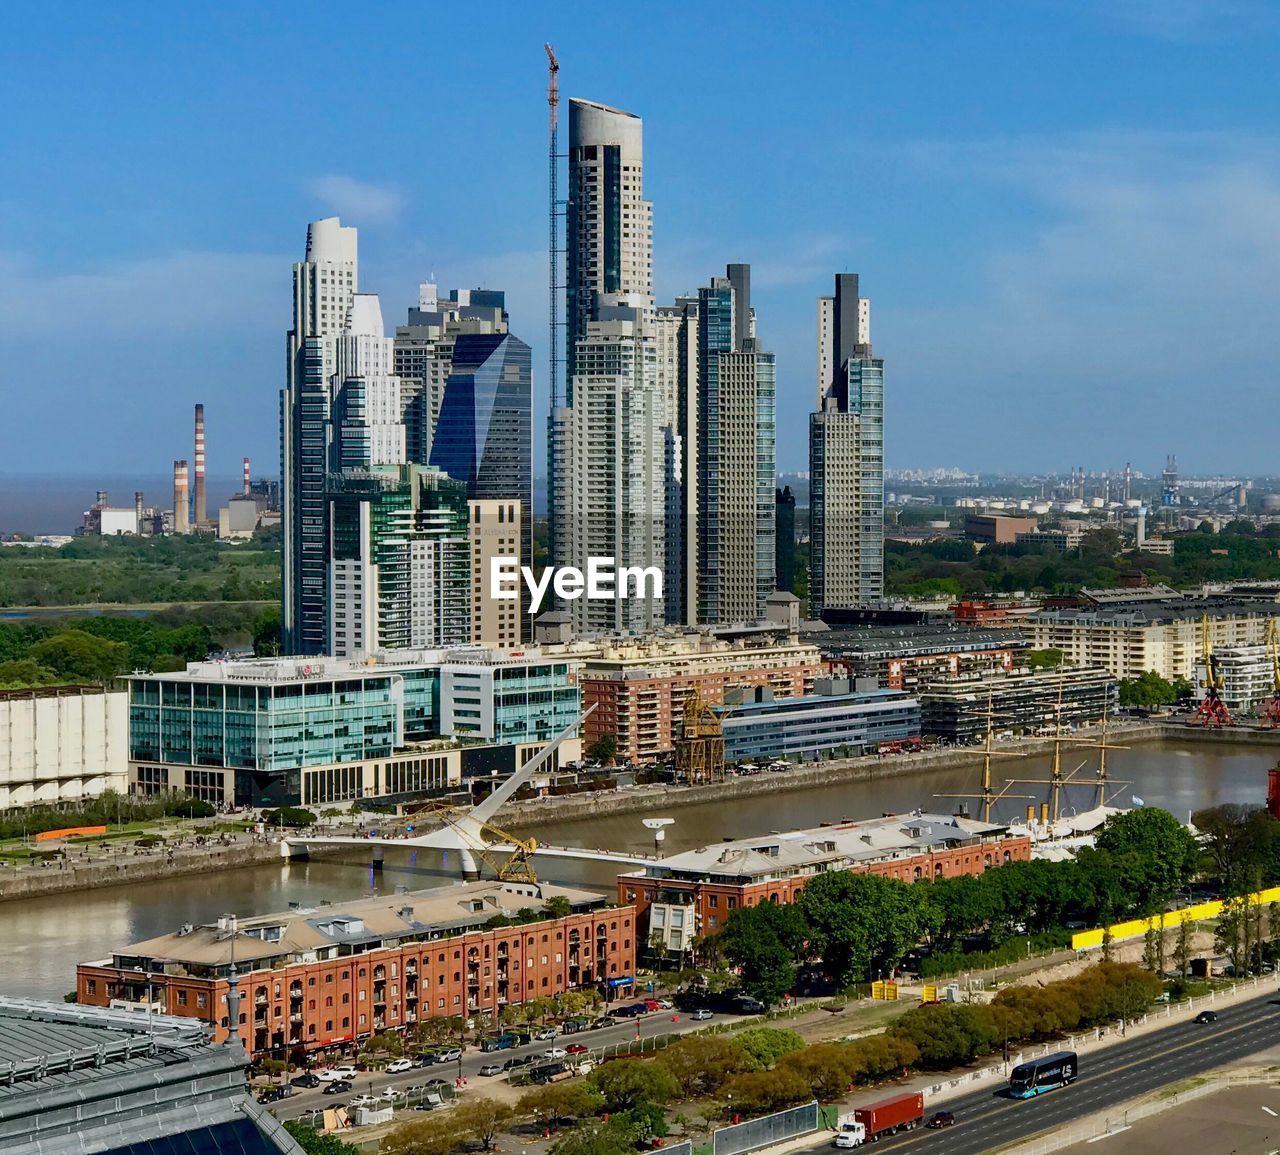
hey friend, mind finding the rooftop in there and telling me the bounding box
[630,811,1014,884]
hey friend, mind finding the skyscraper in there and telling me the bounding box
[809,273,884,617]
[696,264,776,626]
[282,217,359,655]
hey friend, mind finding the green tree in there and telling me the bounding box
[589,1059,680,1112]
[29,629,130,685]
[796,872,929,987]
[1094,807,1199,912]
[282,1123,360,1155]
[718,901,807,1004]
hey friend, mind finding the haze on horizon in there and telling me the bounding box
[2,1,1278,479]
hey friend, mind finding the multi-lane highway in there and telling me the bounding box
[793,990,1280,1153]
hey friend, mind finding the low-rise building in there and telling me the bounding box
[717,680,920,762]
[579,633,824,763]
[620,812,1031,953]
[76,882,635,1063]
[918,666,1116,744]
[0,686,128,809]
[127,648,581,808]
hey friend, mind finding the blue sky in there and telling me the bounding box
[2,0,1279,481]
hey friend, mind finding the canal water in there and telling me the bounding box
[2,739,1274,1002]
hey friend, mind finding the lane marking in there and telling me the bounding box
[1086,1126,1131,1142]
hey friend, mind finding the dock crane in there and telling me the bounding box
[1193,614,1232,727]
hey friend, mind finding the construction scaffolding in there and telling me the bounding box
[674,691,725,785]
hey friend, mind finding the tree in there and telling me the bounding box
[718,901,807,1004]
[734,1027,805,1068]
[1095,807,1199,912]
[719,1068,811,1116]
[796,872,930,988]
[282,1123,360,1155]
[589,1059,680,1111]
[518,1081,604,1129]
[587,733,617,764]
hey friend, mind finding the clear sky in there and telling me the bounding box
[2,0,1278,481]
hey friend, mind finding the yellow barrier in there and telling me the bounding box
[1071,885,1280,951]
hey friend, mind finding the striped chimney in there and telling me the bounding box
[173,461,190,534]
[243,456,251,496]
[194,403,207,526]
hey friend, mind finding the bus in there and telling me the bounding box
[1008,1050,1077,1098]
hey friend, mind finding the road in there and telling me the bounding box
[272,1006,731,1121]
[792,989,1280,1154]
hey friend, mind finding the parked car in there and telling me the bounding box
[317,1066,359,1082]
[478,1063,503,1077]
[543,1046,568,1059]
[1195,1010,1219,1024]
[386,1058,414,1074]
[322,1080,352,1095]
[927,1111,956,1129]
[691,1009,714,1021]
[565,1043,589,1055]
[290,1073,321,1088]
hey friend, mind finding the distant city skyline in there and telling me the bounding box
[4,3,1280,477]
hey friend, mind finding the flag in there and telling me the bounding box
[1132,795,1145,807]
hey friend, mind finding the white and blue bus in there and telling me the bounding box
[1008,1050,1077,1098]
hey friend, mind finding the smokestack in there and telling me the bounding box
[194,403,206,527]
[135,491,145,535]
[173,460,190,535]
[242,456,251,496]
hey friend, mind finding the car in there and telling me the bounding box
[535,1027,557,1041]
[478,1063,503,1077]
[691,1009,714,1021]
[322,1080,352,1095]
[436,1047,462,1063]
[927,1111,955,1129]
[565,1043,589,1055]
[318,1066,358,1082]
[382,1087,406,1101]
[386,1058,414,1074]
[543,1047,568,1059]
[1195,1010,1219,1024]
[290,1073,321,1088]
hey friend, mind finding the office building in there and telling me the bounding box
[77,883,634,1063]
[775,485,796,593]
[809,273,884,617]
[0,999,303,1155]
[718,681,920,763]
[696,265,776,626]
[551,308,668,637]
[282,217,359,655]
[0,686,128,809]
[620,813,1030,952]
[126,649,581,808]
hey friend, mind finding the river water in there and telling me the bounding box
[2,739,1274,1002]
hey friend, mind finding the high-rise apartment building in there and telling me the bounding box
[809,273,884,617]
[696,265,776,626]
[551,308,667,637]
[282,217,359,655]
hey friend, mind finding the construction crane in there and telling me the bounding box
[1263,619,1280,729]
[1193,613,1232,727]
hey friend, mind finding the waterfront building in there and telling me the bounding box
[579,633,824,763]
[717,681,920,763]
[818,624,1025,693]
[809,273,884,617]
[775,485,796,593]
[918,666,1116,744]
[620,813,1031,954]
[696,266,776,626]
[0,999,301,1155]
[1028,599,1280,682]
[126,650,581,808]
[0,686,127,809]
[283,217,359,655]
[76,882,636,1063]
[550,308,668,637]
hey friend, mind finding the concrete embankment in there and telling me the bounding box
[497,723,1175,832]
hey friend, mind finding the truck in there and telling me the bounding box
[838,1092,924,1144]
